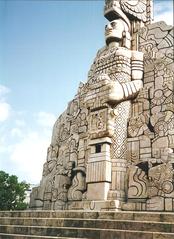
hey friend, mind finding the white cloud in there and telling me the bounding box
[36,111,56,128]
[0,85,10,97]
[0,109,56,184]
[11,128,23,138]
[15,119,26,127]
[154,1,173,25]
[0,124,53,184]
[0,85,56,184]
[0,85,11,122]
[0,102,11,122]
[0,136,6,153]
[154,12,173,26]
[10,131,50,184]
[6,111,56,184]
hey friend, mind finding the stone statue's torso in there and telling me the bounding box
[88,46,132,84]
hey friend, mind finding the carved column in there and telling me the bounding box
[108,101,131,200]
[86,137,112,200]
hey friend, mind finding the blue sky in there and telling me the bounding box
[0,0,173,184]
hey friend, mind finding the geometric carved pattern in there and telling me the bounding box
[30,0,174,212]
[111,101,131,159]
[127,21,174,210]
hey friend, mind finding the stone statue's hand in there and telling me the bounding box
[133,80,143,92]
[107,80,125,103]
[122,80,143,99]
[121,79,143,100]
[106,79,143,104]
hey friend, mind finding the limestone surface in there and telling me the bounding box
[30,0,174,212]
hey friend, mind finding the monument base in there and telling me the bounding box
[122,197,174,212]
[68,200,123,211]
[68,196,174,212]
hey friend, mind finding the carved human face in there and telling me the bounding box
[105,19,125,45]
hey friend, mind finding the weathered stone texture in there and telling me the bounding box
[1,211,174,239]
[30,0,174,212]
[127,21,174,211]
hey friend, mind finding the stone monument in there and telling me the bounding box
[30,0,174,211]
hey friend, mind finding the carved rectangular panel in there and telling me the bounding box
[86,160,111,183]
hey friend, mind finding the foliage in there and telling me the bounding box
[0,171,30,210]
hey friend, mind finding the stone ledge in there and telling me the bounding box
[0,234,88,239]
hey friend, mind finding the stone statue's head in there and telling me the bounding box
[105,19,130,47]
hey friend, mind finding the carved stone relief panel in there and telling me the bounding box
[30,0,174,212]
[126,21,174,209]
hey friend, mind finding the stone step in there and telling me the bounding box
[0,234,87,239]
[0,225,174,239]
[0,217,174,233]
[0,210,174,222]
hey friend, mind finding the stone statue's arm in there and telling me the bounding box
[106,51,143,103]
[131,51,144,81]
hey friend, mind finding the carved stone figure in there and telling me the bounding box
[85,17,143,201]
[30,0,174,212]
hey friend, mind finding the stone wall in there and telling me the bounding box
[30,1,174,211]
[126,21,174,211]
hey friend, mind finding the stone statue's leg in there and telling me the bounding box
[108,101,131,201]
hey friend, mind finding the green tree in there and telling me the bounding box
[0,171,30,210]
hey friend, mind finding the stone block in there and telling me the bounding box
[87,182,110,200]
[140,148,151,154]
[140,135,151,148]
[147,197,165,211]
[165,198,173,211]
[153,233,174,239]
[100,230,125,239]
[140,153,152,159]
[125,231,153,239]
[86,160,111,182]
